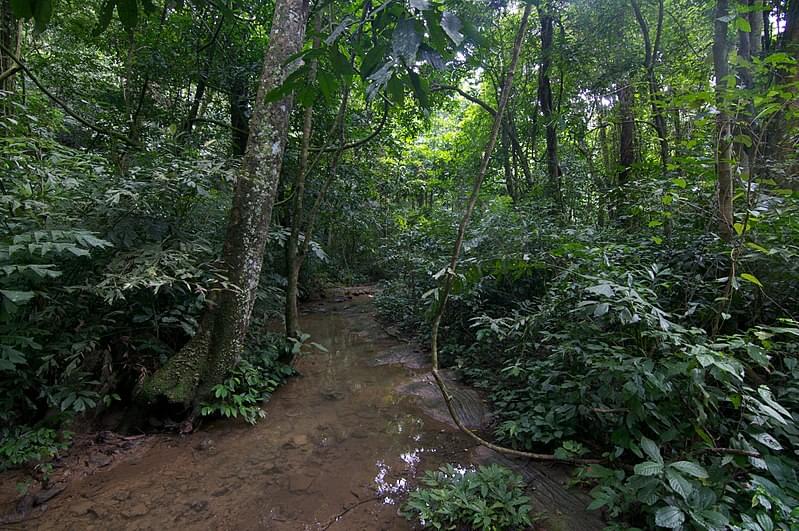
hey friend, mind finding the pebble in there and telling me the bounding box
[122,503,149,519]
[89,453,112,467]
[189,500,208,512]
[288,474,315,493]
[70,501,94,516]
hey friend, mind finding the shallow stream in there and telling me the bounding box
[18,292,480,530]
[7,290,602,530]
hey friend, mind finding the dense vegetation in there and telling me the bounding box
[1,0,798,528]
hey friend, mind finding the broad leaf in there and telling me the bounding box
[654,506,685,529]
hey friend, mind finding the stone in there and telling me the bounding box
[189,500,208,512]
[195,439,215,452]
[70,501,94,516]
[89,453,112,467]
[122,503,150,519]
[291,434,309,446]
[288,474,315,493]
[111,490,131,502]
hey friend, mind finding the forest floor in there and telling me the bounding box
[0,288,601,530]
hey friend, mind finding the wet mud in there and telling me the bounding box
[1,290,602,530]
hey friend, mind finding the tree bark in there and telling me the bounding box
[714,0,734,240]
[618,81,635,185]
[537,2,562,210]
[229,73,250,156]
[0,0,20,116]
[501,124,517,200]
[736,0,757,183]
[631,0,669,171]
[141,0,311,406]
[285,16,320,340]
[180,14,223,140]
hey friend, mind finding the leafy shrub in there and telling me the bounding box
[200,334,296,424]
[0,427,71,473]
[379,190,799,529]
[402,464,533,531]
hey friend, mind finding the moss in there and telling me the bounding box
[137,329,211,405]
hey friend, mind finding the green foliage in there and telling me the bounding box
[379,184,799,528]
[0,427,71,473]
[0,102,243,461]
[402,464,533,531]
[199,335,296,425]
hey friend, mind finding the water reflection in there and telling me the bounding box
[374,445,438,505]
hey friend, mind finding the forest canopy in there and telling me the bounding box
[1,0,798,529]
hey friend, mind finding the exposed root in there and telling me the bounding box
[138,328,210,405]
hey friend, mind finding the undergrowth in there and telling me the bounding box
[378,194,799,529]
[402,464,533,531]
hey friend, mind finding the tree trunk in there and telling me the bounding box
[180,15,223,140]
[763,1,798,165]
[285,17,319,340]
[501,123,517,200]
[507,114,533,189]
[618,81,635,185]
[0,0,20,116]
[538,3,562,210]
[631,0,669,172]
[783,0,798,117]
[736,0,757,183]
[714,0,734,240]
[229,73,250,156]
[141,0,310,406]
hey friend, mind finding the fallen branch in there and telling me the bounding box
[320,496,381,530]
[704,447,761,458]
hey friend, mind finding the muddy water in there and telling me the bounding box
[22,293,480,530]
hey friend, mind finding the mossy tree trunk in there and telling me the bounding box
[141,0,310,406]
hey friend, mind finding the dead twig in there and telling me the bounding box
[320,496,381,530]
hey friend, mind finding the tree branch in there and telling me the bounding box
[0,65,21,84]
[0,43,140,147]
[308,99,389,152]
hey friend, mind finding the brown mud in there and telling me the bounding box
[0,288,602,530]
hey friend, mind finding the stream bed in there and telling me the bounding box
[3,290,602,530]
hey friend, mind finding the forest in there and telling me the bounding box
[0,0,798,529]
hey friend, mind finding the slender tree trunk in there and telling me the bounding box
[631,0,669,171]
[736,0,757,183]
[0,0,20,116]
[229,74,250,156]
[750,1,763,56]
[141,0,311,406]
[783,0,799,117]
[763,1,798,164]
[501,124,517,200]
[538,2,562,210]
[285,16,320,340]
[714,0,734,240]
[618,80,635,185]
[507,114,534,189]
[181,15,223,139]
[291,89,350,307]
